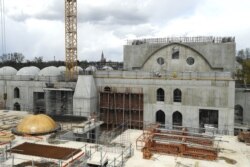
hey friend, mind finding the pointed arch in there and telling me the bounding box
[14,87,20,98]
[173,111,182,126]
[14,102,21,111]
[235,105,243,124]
[156,110,165,124]
[157,88,164,101]
[104,86,111,92]
[173,89,182,102]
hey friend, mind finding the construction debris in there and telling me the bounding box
[238,131,250,143]
[136,123,218,160]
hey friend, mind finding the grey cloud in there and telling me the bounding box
[7,0,199,26]
[78,6,148,25]
[6,0,64,22]
[8,13,30,22]
[144,0,203,24]
[7,0,148,26]
[111,24,157,38]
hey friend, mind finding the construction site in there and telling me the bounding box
[0,110,249,167]
[0,0,250,166]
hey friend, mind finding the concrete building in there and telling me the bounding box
[0,36,245,135]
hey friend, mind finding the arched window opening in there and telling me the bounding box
[104,86,111,92]
[156,110,165,125]
[173,89,182,102]
[157,88,164,101]
[173,111,182,127]
[172,46,179,59]
[235,105,243,124]
[14,87,20,98]
[14,102,21,111]
[199,109,218,128]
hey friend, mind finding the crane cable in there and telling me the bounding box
[0,0,6,56]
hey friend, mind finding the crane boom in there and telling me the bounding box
[65,0,77,80]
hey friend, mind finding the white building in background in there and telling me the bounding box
[0,36,246,135]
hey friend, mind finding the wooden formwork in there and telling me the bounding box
[136,124,218,160]
[99,87,144,130]
[8,142,82,160]
[238,131,250,144]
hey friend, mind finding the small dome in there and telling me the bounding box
[76,66,83,72]
[69,66,83,73]
[15,114,58,135]
[0,66,17,75]
[16,66,40,76]
[58,66,66,73]
[39,66,60,76]
[85,66,97,71]
[102,66,113,71]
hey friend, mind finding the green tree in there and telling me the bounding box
[241,60,250,84]
[237,48,250,60]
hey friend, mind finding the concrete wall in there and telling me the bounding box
[0,80,45,111]
[142,44,211,72]
[0,79,75,112]
[124,42,235,72]
[73,75,98,117]
[95,75,235,134]
[235,88,250,124]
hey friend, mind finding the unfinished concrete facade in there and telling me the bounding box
[89,37,235,134]
[0,37,236,134]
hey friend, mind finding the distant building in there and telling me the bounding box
[100,51,106,63]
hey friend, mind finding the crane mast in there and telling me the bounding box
[65,0,77,80]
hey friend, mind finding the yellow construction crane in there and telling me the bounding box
[65,0,78,80]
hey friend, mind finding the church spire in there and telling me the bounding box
[100,51,106,63]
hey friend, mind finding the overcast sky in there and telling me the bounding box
[1,0,250,61]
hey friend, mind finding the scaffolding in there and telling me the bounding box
[99,87,143,130]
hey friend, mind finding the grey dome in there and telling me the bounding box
[16,66,40,76]
[76,66,83,72]
[102,66,113,71]
[39,66,60,76]
[85,66,97,71]
[0,66,17,75]
[58,66,66,73]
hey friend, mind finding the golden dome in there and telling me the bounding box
[16,114,57,135]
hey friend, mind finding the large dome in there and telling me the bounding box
[16,66,40,76]
[14,114,58,135]
[39,66,61,76]
[0,66,17,75]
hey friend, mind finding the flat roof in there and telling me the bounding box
[43,87,73,91]
[8,142,82,160]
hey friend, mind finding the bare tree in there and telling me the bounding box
[0,52,25,63]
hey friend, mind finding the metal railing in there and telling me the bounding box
[127,36,235,45]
